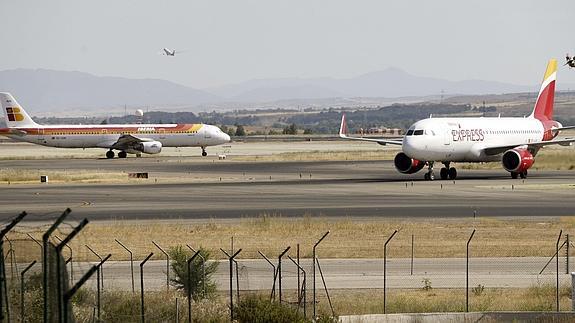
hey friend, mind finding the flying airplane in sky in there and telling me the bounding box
[162,48,179,56]
[0,93,230,158]
[340,59,575,180]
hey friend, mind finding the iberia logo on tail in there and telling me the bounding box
[6,107,24,122]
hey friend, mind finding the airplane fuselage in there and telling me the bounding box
[402,117,557,162]
[3,123,229,149]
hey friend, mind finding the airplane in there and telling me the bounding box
[339,59,575,180]
[162,48,179,56]
[0,93,231,158]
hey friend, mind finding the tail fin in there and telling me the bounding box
[339,114,348,138]
[529,59,557,121]
[0,93,39,128]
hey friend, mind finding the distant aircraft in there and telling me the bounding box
[162,48,179,56]
[340,59,575,180]
[0,93,230,158]
[565,53,575,68]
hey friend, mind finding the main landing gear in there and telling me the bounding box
[105,150,127,159]
[510,170,527,179]
[423,161,458,181]
[201,147,207,157]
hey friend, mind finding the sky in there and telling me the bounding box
[1,0,575,89]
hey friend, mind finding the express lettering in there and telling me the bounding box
[452,129,484,142]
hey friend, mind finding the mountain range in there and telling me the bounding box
[0,68,546,114]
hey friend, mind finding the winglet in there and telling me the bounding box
[339,114,348,138]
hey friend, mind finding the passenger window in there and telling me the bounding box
[413,130,424,136]
[406,130,414,136]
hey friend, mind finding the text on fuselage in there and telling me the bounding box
[452,129,485,142]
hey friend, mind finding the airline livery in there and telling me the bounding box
[0,93,230,158]
[340,59,575,180]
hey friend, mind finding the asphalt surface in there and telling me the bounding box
[1,156,575,221]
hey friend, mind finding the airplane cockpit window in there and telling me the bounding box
[413,130,424,136]
[406,130,414,136]
[425,129,435,136]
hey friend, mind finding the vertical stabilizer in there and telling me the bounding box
[0,93,39,128]
[529,59,557,121]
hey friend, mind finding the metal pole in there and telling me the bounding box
[234,259,240,302]
[410,234,414,276]
[115,239,135,293]
[96,266,101,320]
[278,246,290,304]
[187,250,200,323]
[5,237,16,282]
[43,208,70,323]
[63,254,110,323]
[186,245,206,296]
[175,297,179,323]
[258,251,277,301]
[466,229,476,313]
[313,231,329,319]
[55,236,74,283]
[152,241,170,291]
[383,230,398,314]
[0,211,27,322]
[20,260,37,323]
[566,234,570,275]
[85,244,104,289]
[288,255,307,317]
[297,244,301,301]
[556,230,562,312]
[140,252,154,323]
[221,248,241,322]
[316,257,334,317]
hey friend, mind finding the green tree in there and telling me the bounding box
[283,123,298,135]
[235,124,246,136]
[303,128,313,134]
[168,246,218,300]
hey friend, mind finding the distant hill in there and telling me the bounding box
[0,69,219,113]
[208,67,536,102]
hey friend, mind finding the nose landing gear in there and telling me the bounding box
[423,161,435,180]
[201,147,207,157]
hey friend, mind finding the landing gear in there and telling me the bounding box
[118,151,127,158]
[106,150,115,159]
[424,162,435,181]
[511,170,527,179]
[439,162,457,180]
[201,147,207,157]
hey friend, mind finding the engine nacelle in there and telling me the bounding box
[501,148,534,173]
[136,141,162,154]
[394,152,425,174]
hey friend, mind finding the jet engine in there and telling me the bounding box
[136,141,162,154]
[501,148,534,173]
[394,152,425,174]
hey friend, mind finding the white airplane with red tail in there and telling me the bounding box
[340,59,575,180]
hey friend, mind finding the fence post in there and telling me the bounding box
[278,246,291,304]
[187,249,201,323]
[115,239,135,293]
[466,229,476,312]
[43,208,70,323]
[186,245,206,296]
[85,244,104,290]
[20,260,37,323]
[316,257,334,318]
[556,230,563,312]
[572,272,575,311]
[288,255,307,317]
[220,248,241,322]
[313,231,329,319]
[140,252,154,323]
[0,211,27,322]
[383,230,398,314]
[257,251,277,301]
[152,241,170,291]
[410,234,414,276]
[297,244,301,301]
[55,236,74,283]
[63,254,111,323]
[566,234,570,274]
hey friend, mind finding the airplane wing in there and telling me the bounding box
[482,137,575,156]
[338,114,403,146]
[107,134,156,150]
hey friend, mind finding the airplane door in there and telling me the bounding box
[159,128,166,140]
[37,128,45,143]
[444,128,451,145]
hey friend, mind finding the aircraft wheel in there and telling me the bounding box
[448,167,457,180]
[520,170,527,179]
[201,149,207,157]
[440,168,448,180]
[106,150,115,159]
[424,172,434,181]
[424,173,429,180]
[118,151,127,158]
[510,172,518,179]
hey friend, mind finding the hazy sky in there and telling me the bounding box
[2,0,575,89]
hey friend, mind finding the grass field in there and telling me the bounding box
[11,215,575,262]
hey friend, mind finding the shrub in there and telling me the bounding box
[168,245,219,300]
[234,294,307,323]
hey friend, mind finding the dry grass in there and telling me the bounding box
[11,216,575,262]
[0,168,127,183]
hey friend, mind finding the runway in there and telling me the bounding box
[1,153,575,221]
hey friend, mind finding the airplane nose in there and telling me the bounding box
[222,133,231,143]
